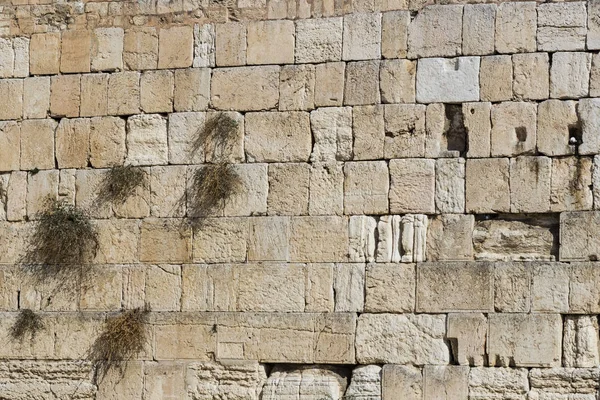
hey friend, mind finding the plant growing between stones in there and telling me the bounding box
[188,163,243,222]
[10,309,44,340]
[88,307,150,383]
[192,113,239,160]
[97,165,147,205]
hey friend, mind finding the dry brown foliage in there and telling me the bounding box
[192,113,239,161]
[10,309,44,340]
[97,165,147,205]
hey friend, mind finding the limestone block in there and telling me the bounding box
[473,215,557,261]
[79,265,122,311]
[0,122,19,172]
[29,33,60,75]
[563,316,600,368]
[309,163,344,215]
[192,217,248,263]
[468,368,529,400]
[193,24,215,68]
[344,161,389,214]
[140,70,174,113]
[247,20,294,65]
[246,112,311,162]
[344,60,381,105]
[149,165,186,218]
[52,314,104,359]
[383,104,426,158]
[435,158,464,213]
[57,169,75,206]
[382,365,422,399]
[528,368,600,398]
[0,39,12,78]
[296,17,343,63]
[495,2,537,53]
[349,216,377,263]
[509,156,551,213]
[538,27,586,52]
[381,11,409,59]
[111,168,151,219]
[0,79,22,120]
[91,27,124,72]
[89,116,126,168]
[538,3,586,51]
[279,65,315,111]
[222,164,268,217]
[591,54,600,96]
[13,37,29,78]
[158,26,193,68]
[343,13,381,60]
[417,262,493,312]
[427,214,474,261]
[144,362,186,399]
[173,68,210,112]
[494,262,530,312]
[180,264,208,311]
[570,262,600,312]
[310,107,353,162]
[353,105,384,160]
[345,365,381,400]
[422,103,465,158]
[3,173,23,221]
[50,75,80,118]
[60,30,90,73]
[126,114,168,166]
[365,263,415,312]
[80,73,108,117]
[590,1,600,50]
[144,264,182,311]
[123,28,158,70]
[97,361,143,400]
[167,112,205,165]
[538,2,587,27]
[380,59,416,104]
[446,314,486,367]
[551,157,593,212]
[488,313,562,367]
[267,163,309,216]
[593,156,600,209]
[579,98,600,155]
[215,22,246,66]
[376,215,414,263]
[423,366,468,400]
[465,158,509,213]
[313,313,356,363]
[75,169,111,218]
[248,217,289,261]
[107,72,140,115]
[389,158,435,214]
[513,52,549,100]
[416,57,480,103]
[462,4,495,55]
[331,263,364,312]
[356,313,449,365]
[530,262,570,312]
[537,100,578,156]
[55,118,90,169]
[140,219,192,263]
[480,55,512,102]
[290,216,347,263]
[315,62,345,107]
[0,222,30,263]
[26,170,59,218]
[93,219,140,263]
[211,66,279,111]
[186,361,266,400]
[550,51,591,99]
[490,102,537,157]
[407,5,462,58]
[262,366,347,399]
[462,102,490,158]
[23,77,50,119]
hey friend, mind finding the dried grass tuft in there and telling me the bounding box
[97,165,147,205]
[10,309,44,340]
[192,113,239,161]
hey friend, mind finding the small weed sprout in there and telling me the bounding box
[193,113,239,160]
[188,163,243,222]
[97,165,147,205]
[88,307,149,383]
[10,309,44,340]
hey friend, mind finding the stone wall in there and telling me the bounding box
[1,0,600,398]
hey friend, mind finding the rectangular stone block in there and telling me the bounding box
[123,28,158,70]
[310,107,353,162]
[60,30,91,73]
[154,319,215,360]
[416,57,480,103]
[0,79,22,120]
[248,217,290,261]
[389,158,435,214]
[407,5,463,58]
[30,33,60,75]
[279,65,315,111]
[435,158,464,213]
[563,315,600,367]
[423,366,469,400]
[192,217,248,263]
[560,212,600,261]
[382,11,409,59]
[290,216,348,262]
[20,119,56,170]
[93,219,140,263]
[447,314,486,366]
[247,20,295,65]
[550,51,591,99]
[462,4,495,56]
[91,27,124,72]
[344,60,380,105]
[158,26,193,69]
[530,262,570,313]
[309,163,344,216]
[528,368,600,398]
[0,122,19,172]
[579,98,600,155]
[50,75,80,118]
[296,17,343,63]
[211,66,279,111]
[380,59,415,104]
[193,24,215,68]
[215,22,246,66]
[140,70,174,113]
[468,367,529,400]
[267,163,309,216]
[495,2,537,53]
[173,68,210,112]
[343,161,389,215]
[222,164,268,217]
[480,55,512,102]
[333,263,365,312]
[512,52,549,101]
[143,362,186,399]
[26,169,59,218]
[465,158,509,213]
[140,218,192,263]
[23,76,50,119]
[382,365,422,399]
[494,262,530,313]
[463,102,491,158]
[126,114,168,166]
[383,104,426,158]
[510,156,551,213]
[314,62,344,107]
[427,214,474,262]
[365,263,415,313]
[107,72,140,115]
[551,157,593,211]
[570,262,600,313]
[343,13,381,60]
[490,102,537,157]
[56,118,90,169]
[537,100,578,156]
[246,112,311,162]
[80,73,108,117]
[90,116,126,168]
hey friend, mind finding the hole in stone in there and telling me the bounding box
[443,104,467,155]
[470,108,475,115]
[515,127,527,142]
[568,122,582,146]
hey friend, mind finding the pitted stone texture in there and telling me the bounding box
[349,216,377,263]
[408,5,463,58]
[365,263,415,312]
[126,114,168,166]
[345,365,381,400]
[389,158,435,214]
[488,313,562,367]
[140,70,174,113]
[96,361,142,399]
[247,20,294,65]
[309,163,344,216]
[267,163,309,216]
[380,59,416,104]
[435,158,465,213]
[211,66,279,111]
[490,102,537,157]
[356,313,449,365]
[464,102,491,158]
[50,75,79,118]
[261,365,347,400]
[382,365,422,399]
[510,156,551,213]
[383,104,426,158]
[215,23,246,67]
[468,368,529,400]
[538,26,586,52]
[123,28,158,70]
[344,60,381,105]
[537,100,578,156]
[290,216,347,262]
[495,2,537,53]
[91,27,124,72]
[538,3,587,52]
[193,24,215,68]
[465,158,510,213]
[416,57,479,103]
[551,157,593,212]
[343,13,382,61]
[494,262,531,313]
[107,72,140,116]
[550,52,591,99]
[528,368,600,399]
[26,170,59,219]
[334,263,365,312]
[344,161,389,215]
[296,18,343,63]
[248,218,290,262]
[462,5,495,55]
[427,214,474,261]
[310,107,353,162]
[246,112,311,162]
[30,33,61,75]
[513,52,550,101]
[353,105,384,160]
[563,316,600,368]
[579,98,600,155]
[158,26,193,69]
[560,212,600,261]
[279,65,315,111]
[480,55,513,102]
[140,219,192,263]
[55,118,90,169]
[315,62,345,107]
[382,11,410,59]
[447,314,486,366]
[80,74,108,117]
[423,366,468,400]
[570,262,600,313]
[174,68,210,112]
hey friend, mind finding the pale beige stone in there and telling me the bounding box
[349,216,377,263]
[187,361,267,400]
[435,158,464,213]
[76,169,111,218]
[531,262,570,312]
[345,365,382,399]
[537,100,578,156]
[146,264,181,311]
[564,315,600,368]
[50,75,80,118]
[447,314,486,366]
[423,366,468,400]
[0,79,22,120]
[267,163,309,216]
[262,365,346,399]
[13,37,29,78]
[290,216,348,262]
[93,219,140,263]
[143,363,186,398]
[247,20,295,65]
[203,111,244,163]
[90,116,126,168]
[56,118,90,168]
[112,168,150,219]
[0,122,19,172]
[382,11,409,59]
[380,59,415,104]
[23,76,50,119]
[193,217,248,263]
[306,263,335,312]
[463,102,491,158]
[490,102,537,157]
[579,98,600,155]
[365,263,415,312]
[462,4,495,55]
[480,55,512,102]
[382,365,422,399]
[279,65,315,111]
[149,165,186,218]
[495,2,537,53]
[343,13,382,60]
[123,28,158,70]
[550,51,591,99]
[513,53,549,101]
[494,262,530,313]
[60,30,91,73]
[309,163,344,215]
[246,112,311,162]
[383,104,426,158]
[0,39,13,78]
[0,222,30,263]
[570,262,600,312]
[310,107,353,162]
[538,2,587,27]
[551,157,593,211]
[389,158,435,214]
[538,27,586,52]
[173,68,210,112]
[296,17,343,63]
[167,112,205,165]
[91,27,124,72]
[416,59,481,103]
[488,313,562,367]
[468,367,529,400]
[140,219,192,263]
[211,66,279,111]
[248,217,290,261]
[333,263,365,312]
[223,164,268,217]
[427,214,474,261]
[29,33,60,75]
[509,156,551,213]
[215,22,246,66]
[343,161,389,214]
[193,24,215,68]
[97,361,143,400]
[353,105,384,160]
[560,212,600,261]
[26,170,58,219]
[126,114,168,166]
[158,26,193,68]
[80,73,108,117]
[140,70,174,113]
[344,60,380,105]
[79,265,122,311]
[407,5,462,58]
[107,71,141,115]
[465,158,510,213]
[6,172,27,221]
[529,368,600,397]
[58,169,76,205]
[20,119,56,170]
[314,62,345,107]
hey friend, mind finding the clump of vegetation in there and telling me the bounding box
[10,309,44,340]
[21,200,99,288]
[97,165,147,205]
[187,163,243,222]
[193,113,239,161]
[88,307,150,383]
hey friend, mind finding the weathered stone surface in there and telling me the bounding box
[353,105,384,160]
[488,313,562,367]
[89,116,126,168]
[262,365,347,399]
[30,33,60,75]
[123,28,158,70]
[579,98,600,155]
[309,163,344,216]
[306,263,334,312]
[480,55,512,102]
[343,13,381,60]
[173,68,210,112]
[380,59,416,104]
[463,102,491,158]
[465,158,510,213]
[356,313,449,365]
[186,361,267,400]
[435,158,464,213]
[193,24,215,68]
[538,27,586,52]
[80,73,108,117]
[383,104,426,158]
[495,2,537,53]
[246,112,311,162]
[314,62,345,107]
[215,23,246,66]
[416,57,480,103]
[513,52,549,101]
[530,262,570,312]
[427,214,474,261]
[140,219,192,263]
[462,4,495,55]
[143,362,186,398]
[23,76,50,119]
[26,170,58,218]
[334,263,365,312]
[60,30,91,73]
[310,107,353,162]
[126,114,168,166]
[343,161,389,214]
[296,18,342,63]
[550,51,591,99]
[91,27,124,72]
[211,66,279,111]
[344,60,381,105]
[193,218,248,263]
[279,65,315,111]
[408,5,463,58]
[247,20,295,65]
[219,164,268,217]
[75,169,111,219]
[537,100,578,156]
[551,157,593,212]
[382,11,409,59]
[570,262,600,313]
[538,3,587,51]
[510,156,551,213]
[158,26,193,68]
[494,262,530,312]
[528,368,600,398]
[55,118,90,169]
[93,219,140,263]
[107,72,140,115]
[0,122,19,172]
[423,366,468,400]
[0,79,21,121]
[267,163,309,216]
[447,314,486,367]
[468,367,529,400]
[345,365,381,400]
[490,102,537,157]
[140,70,174,113]
[563,316,600,368]
[382,365,422,399]
[376,215,425,263]
[146,264,182,311]
[389,158,435,214]
[365,263,415,312]
[97,361,143,400]
[248,217,290,261]
[12,38,28,78]
[349,216,377,263]
[50,75,80,118]
[560,212,600,261]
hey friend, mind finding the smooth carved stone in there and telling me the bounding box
[140,70,174,113]
[356,313,449,365]
[158,26,193,68]
[30,33,61,75]
[468,367,529,400]
[187,361,266,400]
[261,365,347,400]
[296,17,343,63]
[563,316,600,368]
[345,365,381,400]
[416,57,480,103]
[408,5,463,58]
[80,73,108,117]
[349,216,377,263]
[215,22,246,67]
[315,62,345,107]
[60,30,91,73]
[174,68,210,112]
[529,368,600,398]
[247,20,294,65]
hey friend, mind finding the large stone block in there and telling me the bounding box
[383,104,426,158]
[538,26,586,52]
[26,170,58,218]
[447,314,486,366]
[343,13,382,60]
[560,212,600,261]
[315,62,345,107]
[290,216,348,262]
[211,66,279,111]
[427,214,474,261]
[173,68,210,112]
[158,26,193,68]
[468,367,529,400]
[146,264,181,311]
[247,20,295,65]
[376,214,428,263]
[365,263,415,312]
[538,3,586,52]
[29,33,60,75]
[550,51,591,99]
[382,365,422,399]
[245,112,311,162]
[13,37,29,78]
[551,157,593,211]
[91,27,124,72]
[296,18,343,63]
[349,216,377,263]
[490,102,537,157]
[187,361,266,400]
[495,2,537,53]
[140,219,192,263]
[480,55,512,102]
[344,60,380,105]
[579,98,600,155]
[80,73,108,117]
[97,361,143,400]
[494,262,530,312]
[407,5,463,58]
[60,30,91,73]
[563,315,600,368]
[512,52,549,101]
[464,102,491,158]
[222,164,269,217]
[530,262,570,312]
[462,4,495,55]
[126,114,168,166]
[416,57,480,103]
[380,59,416,104]
[423,366,468,400]
[537,100,578,156]
[107,72,140,115]
[435,158,464,213]
[262,365,346,399]
[528,368,600,398]
[0,79,22,120]
[193,24,215,68]
[570,262,600,313]
[90,116,126,168]
[309,163,344,216]
[310,107,353,162]
[149,165,187,218]
[93,219,140,263]
[143,362,186,399]
[0,122,19,172]
[123,28,158,70]
[279,65,315,111]
[343,161,389,215]
[353,105,384,160]
[140,70,174,113]
[267,163,309,216]
[509,156,551,213]
[23,76,50,119]
[55,118,90,169]
[215,22,246,66]
[465,158,510,213]
[382,11,409,59]
[248,217,290,262]
[345,365,381,400]
[192,217,248,263]
[50,75,80,118]
[389,158,435,214]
